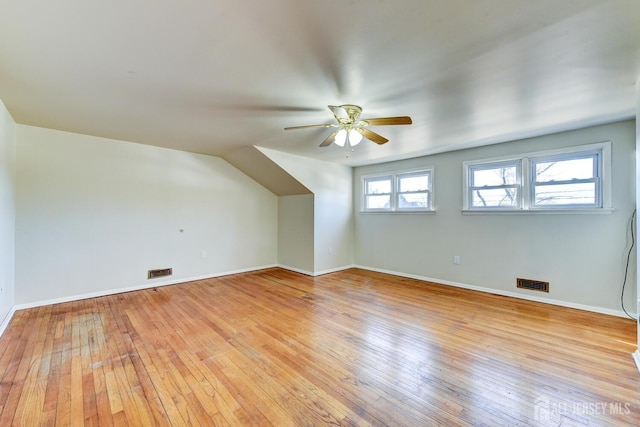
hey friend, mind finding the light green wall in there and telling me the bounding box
[354,120,636,316]
[278,194,314,273]
[259,147,354,274]
[15,125,278,304]
[0,99,16,323]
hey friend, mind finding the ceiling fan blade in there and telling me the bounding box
[359,128,389,145]
[328,105,349,119]
[360,116,412,126]
[320,131,339,147]
[284,123,334,130]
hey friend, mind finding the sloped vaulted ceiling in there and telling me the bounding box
[0,0,638,167]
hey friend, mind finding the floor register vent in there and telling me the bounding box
[517,278,549,293]
[148,268,172,279]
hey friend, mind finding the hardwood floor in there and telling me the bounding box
[0,268,638,426]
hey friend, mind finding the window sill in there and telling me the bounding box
[462,208,614,215]
[360,210,436,215]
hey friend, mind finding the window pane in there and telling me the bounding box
[535,156,595,182]
[366,178,391,194]
[472,165,518,186]
[366,195,391,209]
[398,174,429,192]
[398,193,429,209]
[472,188,518,207]
[534,183,596,206]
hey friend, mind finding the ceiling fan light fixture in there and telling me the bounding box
[348,129,363,146]
[334,129,347,147]
[285,104,412,148]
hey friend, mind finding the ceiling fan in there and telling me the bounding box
[284,104,412,147]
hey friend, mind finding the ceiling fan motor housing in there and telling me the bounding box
[336,104,362,124]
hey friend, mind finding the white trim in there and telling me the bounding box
[528,150,603,209]
[362,167,434,213]
[311,264,356,276]
[360,210,436,215]
[633,351,640,374]
[361,173,393,212]
[463,141,612,212]
[276,265,315,276]
[276,264,356,277]
[0,306,17,338]
[354,264,635,318]
[13,264,278,311]
[5,263,631,341]
[464,159,522,210]
[462,208,614,215]
[8,263,357,315]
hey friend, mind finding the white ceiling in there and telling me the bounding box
[1,0,638,167]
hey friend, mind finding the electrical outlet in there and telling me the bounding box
[453,255,461,265]
[201,250,207,259]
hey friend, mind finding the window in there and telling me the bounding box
[530,152,600,208]
[363,169,433,212]
[463,142,611,212]
[397,171,431,209]
[364,175,392,210]
[468,161,521,209]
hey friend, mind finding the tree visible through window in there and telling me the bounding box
[468,161,520,208]
[531,154,599,207]
[463,142,609,212]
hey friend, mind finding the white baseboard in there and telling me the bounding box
[276,265,314,276]
[13,264,279,311]
[633,351,640,374]
[354,264,637,319]
[276,264,356,277]
[0,306,17,338]
[311,264,356,276]
[6,262,354,316]
[6,263,636,335]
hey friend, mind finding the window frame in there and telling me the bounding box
[362,167,434,213]
[528,150,602,209]
[466,159,522,210]
[363,174,393,211]
[463,142,611,214]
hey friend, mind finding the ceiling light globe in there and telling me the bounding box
[334,129,347,147]
[349,129,363,146]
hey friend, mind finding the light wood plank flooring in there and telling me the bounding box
[0,268,638,426]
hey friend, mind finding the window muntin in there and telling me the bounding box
[463,142,610,212]
[363,169,433,212]
[530,153,601,208]
[468,161,520,209]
